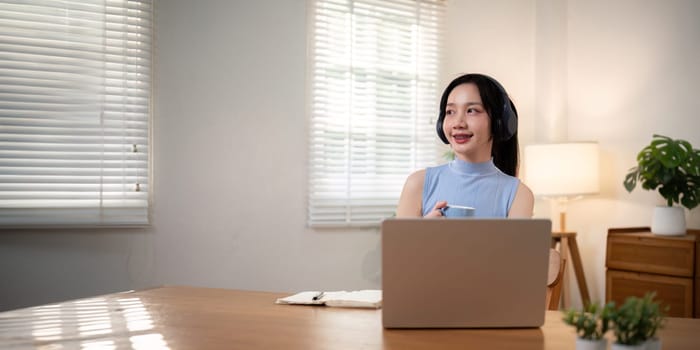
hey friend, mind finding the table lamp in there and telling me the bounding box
[524,142,600,232]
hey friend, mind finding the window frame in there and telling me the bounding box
[306,0,445,228]
[0,0,154,228]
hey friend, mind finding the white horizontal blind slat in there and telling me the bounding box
[308,0,445,227]
[0,0,152,227]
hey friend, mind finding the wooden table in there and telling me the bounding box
[1,286,699,349]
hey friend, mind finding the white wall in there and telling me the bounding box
[1,0,698,312]
[444,0,536,145]
[0,0,384,311]
[563,0,700,308]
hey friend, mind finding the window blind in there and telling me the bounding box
[308,0,445,227]
[0,0,152,227]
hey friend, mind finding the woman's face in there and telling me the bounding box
[442,83,493,162]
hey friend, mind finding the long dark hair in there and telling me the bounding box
[436,73,519,176]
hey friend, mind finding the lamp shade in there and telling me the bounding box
[524,142,600,197]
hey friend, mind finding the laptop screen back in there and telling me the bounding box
[381,218,551,328]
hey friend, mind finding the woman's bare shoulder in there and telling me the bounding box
[517,181,533,198]
[404,169,426,191]
[408,168,426,181]
[397,169,427,217]
[509,181,534,218]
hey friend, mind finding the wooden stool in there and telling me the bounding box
[551,231,591,308]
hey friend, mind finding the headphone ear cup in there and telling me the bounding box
[482,75,517,141]
[493,116,503,140]
[500,102,517,141]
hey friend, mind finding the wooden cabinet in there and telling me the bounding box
[606,227,700,318]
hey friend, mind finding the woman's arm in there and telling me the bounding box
[397,170,447,218]
[396,170,425,217]
[508,182,534,218]
[395,169,439,217]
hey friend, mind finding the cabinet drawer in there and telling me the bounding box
[606,234,695,277]
[606,269,692,317]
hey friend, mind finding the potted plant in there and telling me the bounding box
[562,302,614,350]
[611,296,645,349]
[638,293,667,350]
[610,292,666,350]
[624,134,700,235]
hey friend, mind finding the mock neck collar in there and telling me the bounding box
[448,157,498,176]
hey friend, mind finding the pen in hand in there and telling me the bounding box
[312,291,325,301]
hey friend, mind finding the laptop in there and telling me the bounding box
[381,218,551,328]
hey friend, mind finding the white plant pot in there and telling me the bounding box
[576,337,606,350]
[611,343,646,350]
[645,338,662,350]
[651,205,686,236]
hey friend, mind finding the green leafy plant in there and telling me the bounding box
[611,292,666,346]
[638,292,667,340]
[611,297,645,346]
[443,149,455,161]
[562,302,614,340]
[624,134,700,210]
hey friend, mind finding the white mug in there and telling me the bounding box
[440,204,475,218]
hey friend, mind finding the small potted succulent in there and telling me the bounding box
[562,302,614,350]
[638,293,667,350]
[610,292,666,350]
[624,134,700,235]
[611,296,646,349]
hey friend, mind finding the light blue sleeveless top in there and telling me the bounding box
[422,158,519,217]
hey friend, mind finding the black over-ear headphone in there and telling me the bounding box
[436,74,517,144]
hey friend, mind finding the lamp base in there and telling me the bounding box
[559,211,566,232]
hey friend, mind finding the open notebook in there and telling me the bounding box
[275,290,382,309]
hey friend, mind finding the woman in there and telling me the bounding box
[396,73,534,218]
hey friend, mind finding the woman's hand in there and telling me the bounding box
[424,200,448,218]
